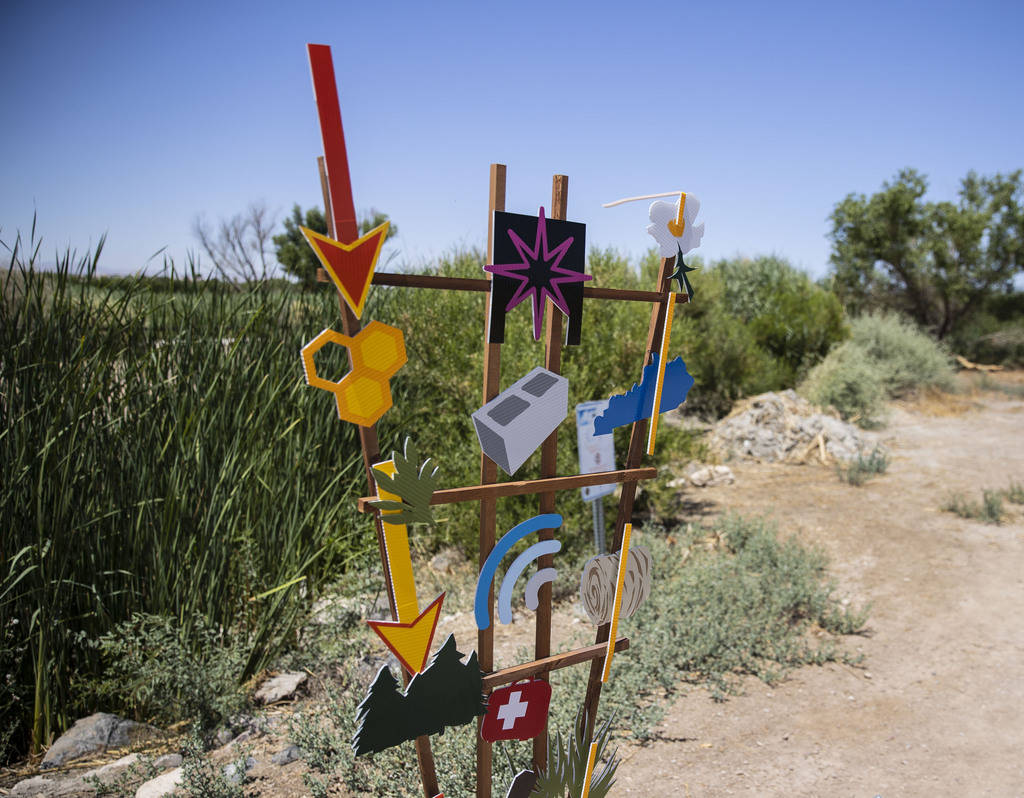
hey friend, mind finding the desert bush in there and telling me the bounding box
[88,613,249,730]
[180,727,250,798]
[715,255,847,384]
[837,446,890,485]
[799,341,886,424]
[943,490,1006,524]
[847,311,955,395]
[800,312,954,424]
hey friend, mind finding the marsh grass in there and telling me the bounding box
[1,232,370,761]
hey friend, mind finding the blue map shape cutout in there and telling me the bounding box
[593,355,695,435]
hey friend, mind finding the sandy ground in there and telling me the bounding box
[615,387,1024,797]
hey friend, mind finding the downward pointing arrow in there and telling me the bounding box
[301,223,389,319]
[367,459,443,675]
[366,593,445,676]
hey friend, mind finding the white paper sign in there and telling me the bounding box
[576,400,617,502]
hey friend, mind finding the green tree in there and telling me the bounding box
[827,168,1024,338]
[273,205,398,287]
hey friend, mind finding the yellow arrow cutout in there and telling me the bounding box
[365,460,444,676]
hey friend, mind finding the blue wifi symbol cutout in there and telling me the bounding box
[474,514,563,630]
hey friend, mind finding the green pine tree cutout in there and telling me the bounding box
[369,437,440,528]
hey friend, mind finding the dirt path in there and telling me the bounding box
[616,392,1024,797]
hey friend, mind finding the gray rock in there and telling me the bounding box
[270,744,302,765]
[10,774,84,797]
[709,390,880,464]
[40,713,160,769]
[214,728,235,747]
[12,753,142,797]
[688,465,735,487]
[254,671,307,705]
[222,757,256,785]
[134,767,182,798]
[153,753,182,769]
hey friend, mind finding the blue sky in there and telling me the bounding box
[3,0,1021,278]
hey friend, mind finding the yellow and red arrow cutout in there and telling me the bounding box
[300,222,388,319]
[365,460,445,676]
[306,44,387,318]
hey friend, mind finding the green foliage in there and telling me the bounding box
[83,755,159,797]
[950,312,1024,367]
[273,204,328,286]
[89,612,249,730]
[943,490,1006,524]
[800,312,954,424]
[836,446,890,486]
[672,255,847,417]
[368,437,440,527]
[180,727,248,798]
[799,341,886,425]
[287,515,866,796]
[273,205,398,287]
[847,312,955,396]
[532,706,619,798]
[1005,481,1024,504]
[715,255,847,384]
[828,168,1024,338]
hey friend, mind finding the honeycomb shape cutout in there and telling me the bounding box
[300,322,407,426]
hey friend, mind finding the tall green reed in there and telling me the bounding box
[0,230,371,760]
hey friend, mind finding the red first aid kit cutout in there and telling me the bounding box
[481,678,552,742]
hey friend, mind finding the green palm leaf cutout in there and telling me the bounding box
[368,437,440,528]
[531,706,619,798]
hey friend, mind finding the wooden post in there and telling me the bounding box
[476,162,506,798]
[532,173,569,769]
[317,157,439,798]
[581,254,676,730]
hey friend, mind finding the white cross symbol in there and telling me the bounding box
[496,690,529,730]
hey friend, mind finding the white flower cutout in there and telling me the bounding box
[647,193,704,258]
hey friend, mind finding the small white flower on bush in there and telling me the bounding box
[647,194,704,257]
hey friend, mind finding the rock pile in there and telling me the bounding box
[709,390,879,464]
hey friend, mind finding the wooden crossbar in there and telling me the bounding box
[356,467,657,513]
[482,638,629,690]
[318,268,681,304]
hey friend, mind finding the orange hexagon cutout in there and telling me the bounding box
[300,322,407,426]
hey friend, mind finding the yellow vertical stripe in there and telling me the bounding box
[646,291,677,456]
[580,741,600,798]
[375,460,419,624]
[602,522,632,682]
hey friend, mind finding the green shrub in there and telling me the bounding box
[89,612,249,730]
[673,256,847,417]
[800,312,954,424]
[847,311,955,395]
[943,490,1005,524]
[180,727,249,798]
[799,341,886,423]
[715,255,847,384]
[837,446,890,485]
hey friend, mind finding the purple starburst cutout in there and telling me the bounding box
[484,207,593,340]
